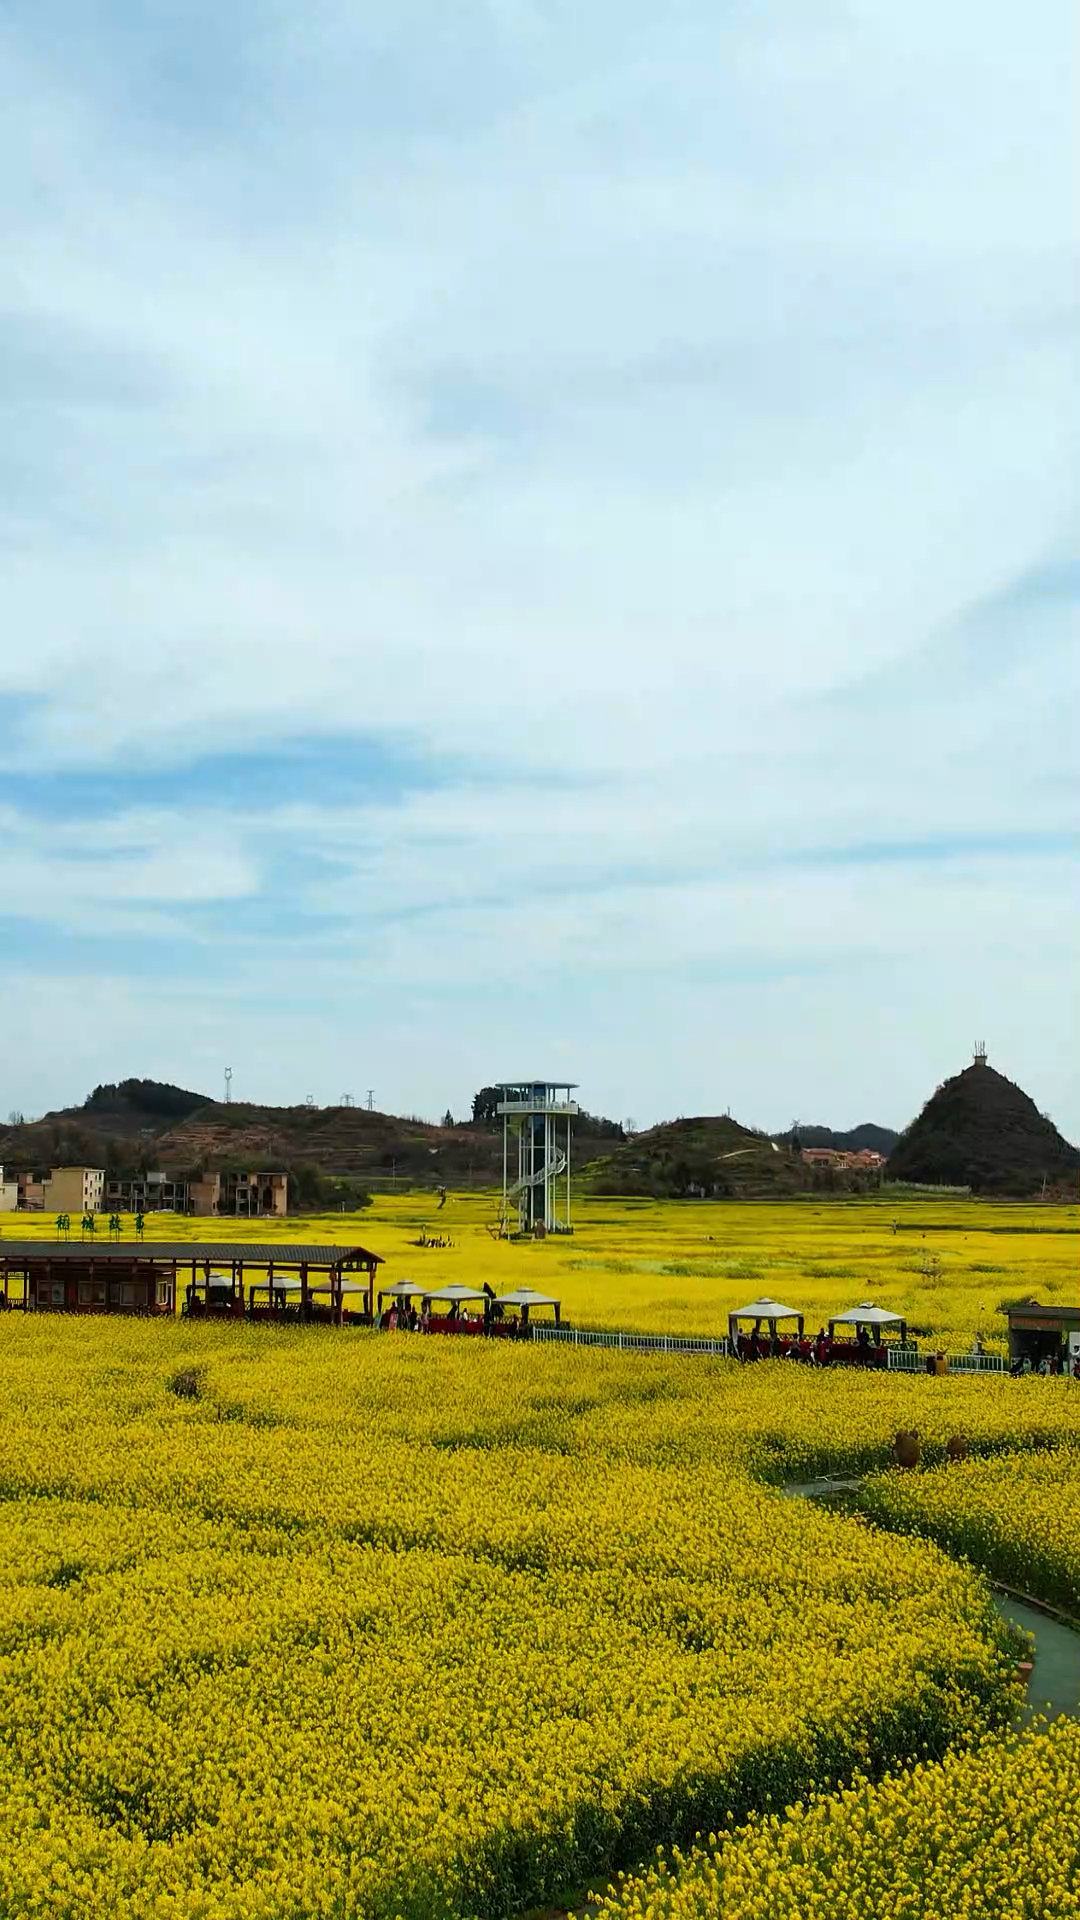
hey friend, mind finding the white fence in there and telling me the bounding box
[887,1347,925,1372]
[887,1347,1009,1375]
[531,1326,731,1358]
[534,1329,1014,1373]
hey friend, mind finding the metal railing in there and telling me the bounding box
[531,1325,731,1358]
[887,1347,925,1372]
[531,1328,1019,1375]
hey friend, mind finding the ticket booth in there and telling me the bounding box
[1005,1300,1080,1370]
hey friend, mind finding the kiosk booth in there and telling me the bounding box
[1005,1300,1080,1372]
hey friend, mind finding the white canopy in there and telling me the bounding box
[308,1277,368,1295]
[829,1303,905,1328]
[423,1284,487,1304]
[494,1289,560,1308]
[730,1297,802,1323]
[728,1297,804,1344]
[379,1279,424,1298]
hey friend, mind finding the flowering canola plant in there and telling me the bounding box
[0,1315,1044,1918]
[596,1718,1080,1920]
[861,1448,1080,1621]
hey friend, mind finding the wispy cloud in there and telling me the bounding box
[0,0,1075,1129]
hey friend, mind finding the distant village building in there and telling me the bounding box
[0,1167,18,1211]
[193,1171,288,1217]
[15,1172,46,1211]
[104,1173,193,1214]
[44,1167,106,1214]
[104,1170,289,1216]
[800,1148,886,1173]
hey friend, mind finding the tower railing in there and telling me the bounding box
[496,1080,578,1237]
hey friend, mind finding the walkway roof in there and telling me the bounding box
[0,1241,383,1268]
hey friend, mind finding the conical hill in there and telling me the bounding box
[886,1059,1079,1195]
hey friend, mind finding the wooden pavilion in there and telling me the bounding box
[0,1241,383,1323]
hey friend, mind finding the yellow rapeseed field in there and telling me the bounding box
[5,1189,1076,1348]
[596,1720,1080,1920]
[0,1315,1057,1920]
[1,1193,1077,1915]
[861,1449,1080,1620]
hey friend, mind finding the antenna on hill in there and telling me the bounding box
[341,1093,355,1108]
[224,1067,232,1105]
[365,1089,375,1111]
[305,1094,315,1108]
[973,1041,988,1065]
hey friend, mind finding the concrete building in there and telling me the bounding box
[0,1168,18,1211]
[188,1171,288,1217]
[45,1167,106,1214]
[15,1172,46,1211]
[218,1171,288,1217]
[104,1173,192,1214]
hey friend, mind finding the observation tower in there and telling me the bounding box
[496,1080,579,1236]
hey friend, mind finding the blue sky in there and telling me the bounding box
[1,0,1077,1135]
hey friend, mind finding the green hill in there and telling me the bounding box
[581,1116,811,1199]
[886,1059,1079,1195]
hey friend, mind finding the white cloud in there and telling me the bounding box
[0,0,1075,1128]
